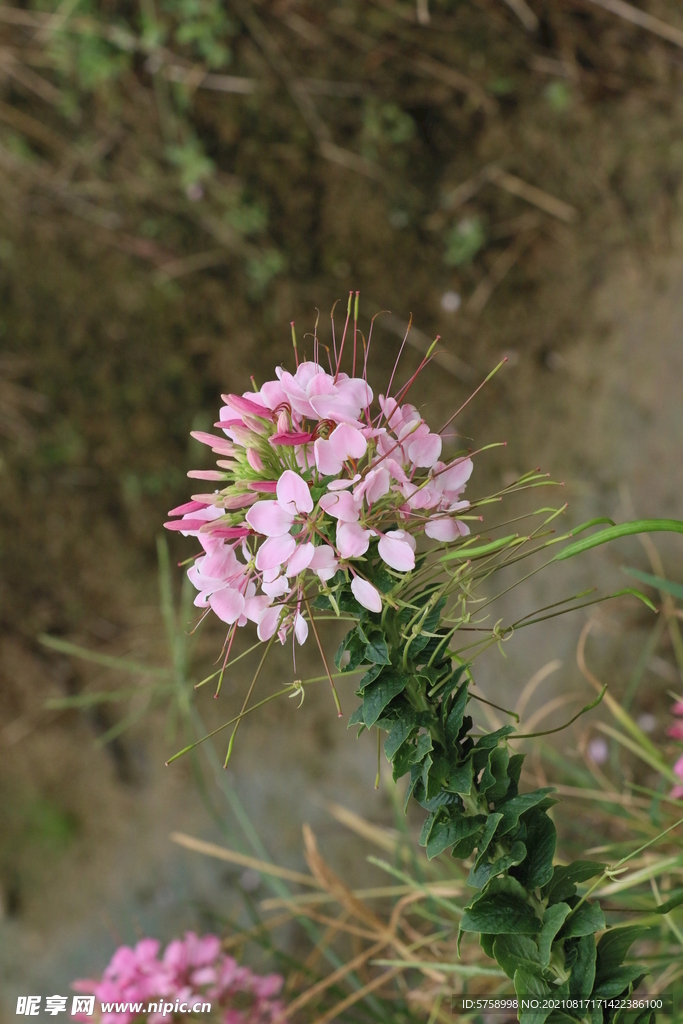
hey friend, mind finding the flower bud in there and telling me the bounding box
[247,448,264,472]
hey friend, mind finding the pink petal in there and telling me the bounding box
[243,595,272,623]
[672,702,683,716]
[351,577,382,613]
[187,470,227,480]
[262,575,290,598]
[286,541,315,576]
[167,500,208,516]
[248,480,278,493]
[329,423,367,462]
[671,785,683,799]
[407,432,442,468]
[337,521,372,558]
[269,430,315,446]
[309,544,339,581]
[259,379,289,410]
[314,437,343,476]
[190,430,235,454]
[378,531,415,572]
[364,467,391,505]
[222,393,270,417]
[202,526,252,539]
[209,589,245,624]
[247,448,264,471]
[294,613,309,645]
[435,457,474,495]
[674,754,683,779]
[223,491,259,508]
[255,534,297,570]
[425,517,466,542]
[164,518,213,532]
[309,394,361,423]
[666,722,683,740]
[246,500,294,537]
[257,605,282,641]
[277,470,313,515]
[328,475,360,491]
[319,491,360,522]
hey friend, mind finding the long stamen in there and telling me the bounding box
[385,312,412,401]
[291,322,299,368]
[330,298,340,366]
[304,595,343,717]
[352,290,359,377]
[438,358,507,434]
[334,291,353,381]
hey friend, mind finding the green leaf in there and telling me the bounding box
[542,861,605,904]
[595,926,648,982]
[426,812,486,859]
[569,934,596,1000]
[473,812,503,869]
[469,840,526,888]
[538,903,571,967]
[445,758,474,796]
[514,968,553,1024]
[357,663,383,692]
[492,935,542,981]
[592,966,647,999]
[347,705,364,727]
[622,566,683,601]
[384,713,418,759]
[561,901,605,938]
[480,745,510,800]
[462,878,541,935]
[362,672,408,728]
[445,683,470,746]
[363,630,391,665]
[498,789,555,835]
[554,519,683,561]
[514,810,556,890]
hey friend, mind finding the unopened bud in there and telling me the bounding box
[277,410,289,433]
[247,448,264,472]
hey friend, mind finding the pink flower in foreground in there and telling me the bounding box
[72,933,284,1024]
[164,324,477,655]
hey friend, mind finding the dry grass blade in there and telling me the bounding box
[308,966,404,1024]
[0,99,67,151]
[466,228,538,316]
[484,165,577,223]
[499,0,539,32]
[274,938,388,1021]
[303,824,387,930]
[0,47,62,105]
[580,0,683,49]
[409,54,497,114]
[155,249,226,283]
[515,659,563,721]
[516,690,583,734]
[170,831,321,887]
[325,801,402,853]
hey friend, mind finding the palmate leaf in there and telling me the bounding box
[361,671,408,727]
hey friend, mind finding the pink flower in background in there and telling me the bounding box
[72,933,284,1024]
[672,754,683,800]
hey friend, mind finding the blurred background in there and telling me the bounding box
[2,0,683,1015]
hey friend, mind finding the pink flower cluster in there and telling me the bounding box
[165,359,473,644]
[667,700,683,799]
[72,933,284,1024]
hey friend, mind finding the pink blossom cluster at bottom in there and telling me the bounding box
[72,934,284,1024]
